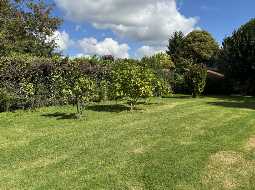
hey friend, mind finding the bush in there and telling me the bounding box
[55,60,98,117]
[140,53,174,94]
[0,54,173,113]
[185,63,207,98]
[141,53,175,70]
[0,88,16,112]
[110,59,170,109]
[0,54,61,110]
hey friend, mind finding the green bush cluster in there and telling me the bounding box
[0,54,59,111]
[185,63,207,98]
[109,59,171,110]
[0,53,172,114]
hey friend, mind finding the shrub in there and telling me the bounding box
[185,63,207,98]
[72,76,97,116]
[55,60,98,117]
[141,53,175,70]
[0,88,16,112]
[110,59,167,110]
[0,54,61,110]
[140,53,174,94]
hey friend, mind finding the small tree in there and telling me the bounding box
[72,76,96,116]
[58,75,96,117]
[140,53,174,96]
[110,60,156,110]
[55,61,97,118]
[185,63,207,98]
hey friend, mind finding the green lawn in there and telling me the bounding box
[1,95,255,190]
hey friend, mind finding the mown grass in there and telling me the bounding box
[1,95,255,189]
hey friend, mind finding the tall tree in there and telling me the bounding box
[182,30,219,65]
[166,31,185,63]
[0,0,62,57]
[218,18,255,94]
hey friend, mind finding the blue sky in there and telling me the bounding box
[49,0,255,58]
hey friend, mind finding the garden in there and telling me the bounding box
[1,0,255,189]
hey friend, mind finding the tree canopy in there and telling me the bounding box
[0,0,62,57]
[166,31,185,63]
[218,18,255,94]
[182,30,219,65]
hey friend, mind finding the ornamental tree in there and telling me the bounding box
[56,61,97,117]
[110,60,156,110]
[185,63,207,98]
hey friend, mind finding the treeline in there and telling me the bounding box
[0,0,255,116]
[167,19,255,96]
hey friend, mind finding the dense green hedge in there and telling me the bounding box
[0,54,173,113]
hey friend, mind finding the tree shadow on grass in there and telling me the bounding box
[164,95,192,99]
[86,104,130,113]
[135,102,158,106]
[207,96,255,110]
[208,101,255,110]
[41,112,77,120]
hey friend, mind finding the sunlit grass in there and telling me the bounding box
[1,95,255,189]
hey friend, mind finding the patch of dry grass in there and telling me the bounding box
[245,136,255,151]
[202,151,255,189]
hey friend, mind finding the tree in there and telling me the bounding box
[166,31,185,63]
[110,60,157,110]
[56,61,97,118]
[185,63,207,98]
[140,53,174,95]
[218,18,255,95]
[141,53,175,70]
[166,30,217,94]
[0,0,62,57]
[182,30,219,65]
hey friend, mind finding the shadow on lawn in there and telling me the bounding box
[165,95,192,99]
[87,104,130,113]
[207,96,255,110]
[42,112,77,120]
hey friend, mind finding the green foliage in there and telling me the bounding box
[218,18,255,95]
[73,76,97,116]
[166,31,185,63]
[0,53,174,113]
[0,88,16,112]
[185,63,207,98]
[140,53,174,94]
[55,60,97,117]
[0,0,62,57]
[19,81,36,109]
[0,54,60,110]
[166,30,217,94]
[110,60,162,109]
[141,53,175,70]
[182,30,219,65]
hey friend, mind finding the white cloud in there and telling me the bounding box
[51,31,73,51]
[136,45,166,58]
[78,37,129,58]
[55,0,199,45]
